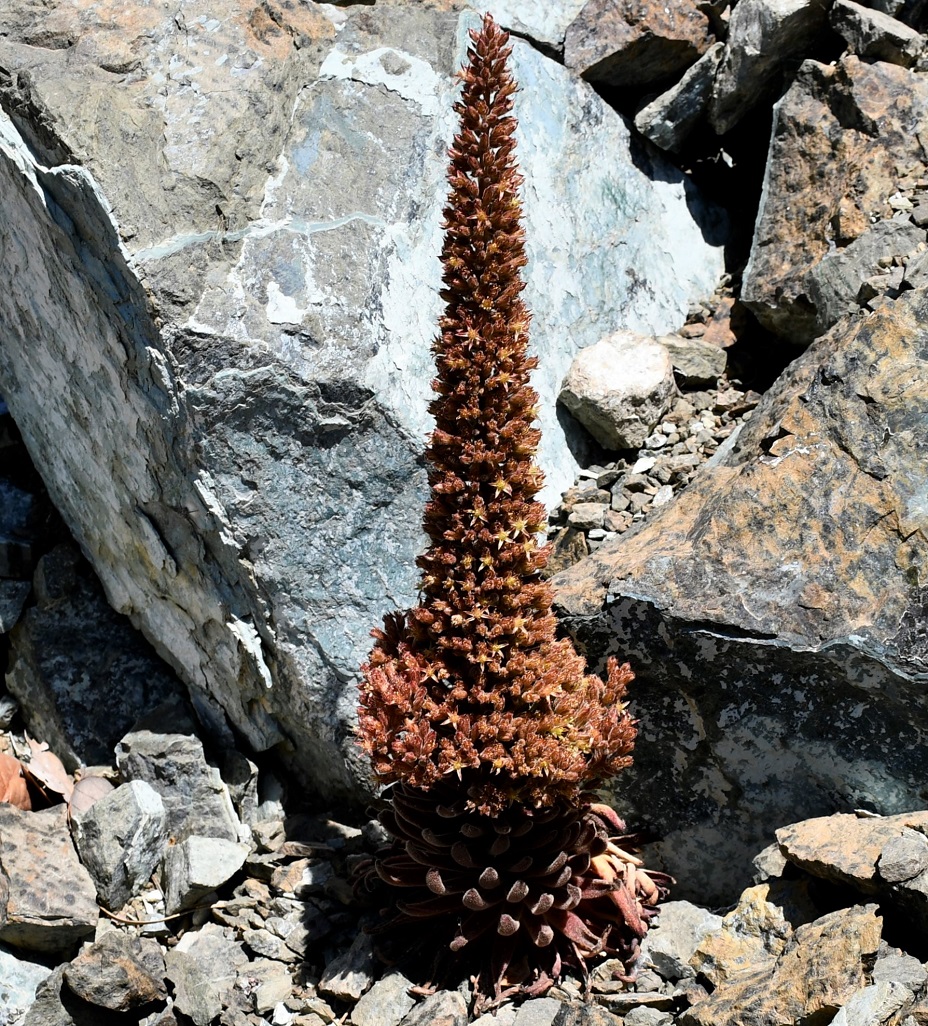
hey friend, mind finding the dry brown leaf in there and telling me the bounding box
[23,737,73,800]
[0,751,31,810]
[69,775,115,818]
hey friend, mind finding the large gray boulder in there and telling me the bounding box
[554,288,928,905]
[0,3,725,800]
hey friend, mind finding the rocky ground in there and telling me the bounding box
[3,0,928,1023]
[2,696,928,1026]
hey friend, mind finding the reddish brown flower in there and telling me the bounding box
[355,13,670,1007]
[357,12,636,818]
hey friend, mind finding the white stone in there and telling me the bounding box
[559,331,677,450]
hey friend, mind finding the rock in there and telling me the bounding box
[830,0,925,66]
[568,503,608,531]
[164,923,249,1026]
[623,1010,674,1026]
[709,0,832,136]
[512,997,572,1026]
[162,836,250,915]
[485,0,588,51]
[655,333,728,387]
[752,843,788,882]
[872,953,928,991]
[0,477,39,579]
[63,932,166,1011]
[0,942,53,1022]
[830,982,914,1026]
[554,290,928,904]
[564,0,713,88]
[545,527,590,577]
[777,811,928,931]
[679,905,882,1026]
[878,830,928,882]
[0,804,98,954]
[593,994,675,1015]
[318,931,375,1002]
[473,1007,519,1026]
[22,965,83,1026]
[350,971,416,1026]
[690,885,793,987]
[399,989,468,1026]
[70,779,168,911]
[0,3,725,804]
[634,42,725,152]
[804,221,925,337]
[559,332,677,450]
[236,959,292,1016]
[0,578,30,633]
[777,812,928,889]
[742,56,928,342]
[4,547,185,771]
[115,731,244,844]
[640,900,723,980]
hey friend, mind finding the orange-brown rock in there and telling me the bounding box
[742,55,928,342]
[690,884,795,987]
[777,811,928,890]
[554,289,928,905]
[680,905,882,1026]
[564,0,713,88]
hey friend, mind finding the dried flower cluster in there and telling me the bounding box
[355,13,670,1008]
[357,14,636,817]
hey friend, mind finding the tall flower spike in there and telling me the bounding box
[358,12,637,817]
[356,14,671,1010]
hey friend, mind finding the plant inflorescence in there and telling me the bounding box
[357,13,670,1008]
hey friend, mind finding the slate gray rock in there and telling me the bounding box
[804,220,925,337]
[350,971,416,1026]
[0,805,97,954]
[0,2,725,804]
[162,836,250,915]
[399,989,468,1026]
[318,931,375,1002]
[4,547,185,771]
[709,0,831,135]
[0,477,38,579]
[0,578,30,633]
[564,0,713,88]
[554,290,928,904]
[742,55,928,342]
[512,996,572,1026]
[487,0,587,51]
[63,931,166,1011]
[871,952,928,991]
[877,830,928,883]
[830,0,925,66]
[235,958,292,1015]
[70,780,168,911]
[640,901,723,981]
[164,923,249,1026]
[0,942,53,1023]
[655,333,727,386]
[830,981,914,1026]
[115,732,244,844]
[634,42,725,153]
